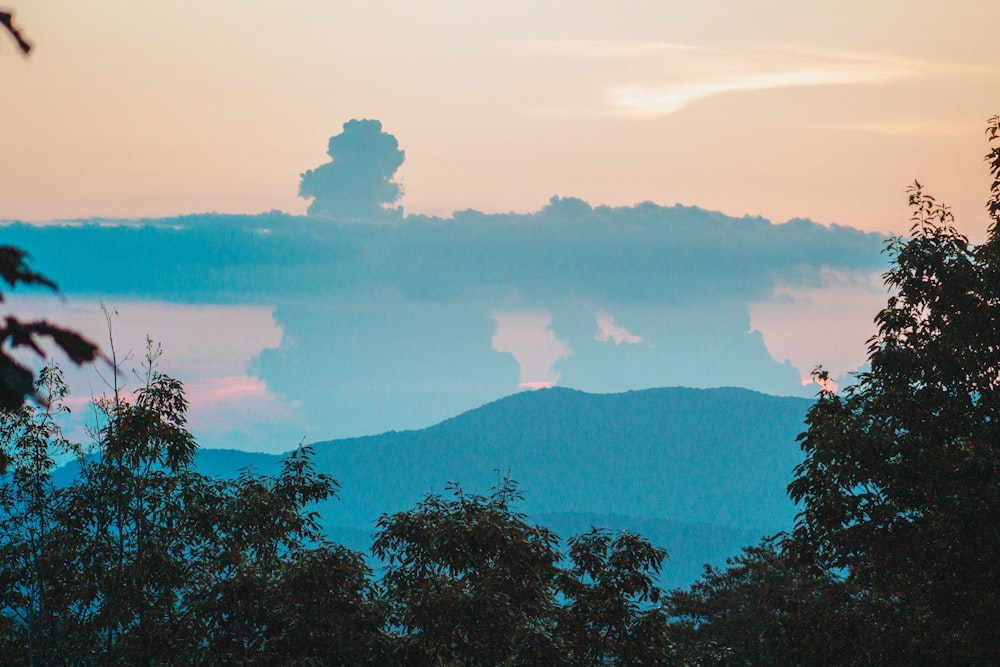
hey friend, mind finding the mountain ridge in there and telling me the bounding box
[304,385,812,534]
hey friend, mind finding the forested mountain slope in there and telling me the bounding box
[306,386,811,533]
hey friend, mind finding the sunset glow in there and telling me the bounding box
[3,0,998,447]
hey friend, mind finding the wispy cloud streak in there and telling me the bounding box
[532,39,940,118]
[607,45,916,117]
[608,65,904,117]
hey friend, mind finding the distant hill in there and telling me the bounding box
[221,386,811,585]
[304,386,811,534]
[55,385,813,587]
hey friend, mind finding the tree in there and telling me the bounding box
[173,448,385,665]
[0,349,384,665]
[373,479,692,666]
[668,537,877,666]
[557,528,680,666]
[0,365,81,664]
[787,116,1000,663]
[372,479,564,666]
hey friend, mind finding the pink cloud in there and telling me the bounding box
[490,311,571,389]
[184,375,298,434]
[748,268,886,385]
[593,310,643,345]
[519,380,555,390]
[188,375,272,405]
[1,297,295,440]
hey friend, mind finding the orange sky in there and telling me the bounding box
[2,0,998,237]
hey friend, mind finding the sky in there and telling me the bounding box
[2,1,999,452]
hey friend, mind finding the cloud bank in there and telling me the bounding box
[3,195,888,442]
[4,199,885,307]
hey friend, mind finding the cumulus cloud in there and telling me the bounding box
[593,310,643,345]
[490,311,572,389]
[299,119,405,219]
[748,268,887,384]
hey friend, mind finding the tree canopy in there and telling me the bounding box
[787,116,1000,663]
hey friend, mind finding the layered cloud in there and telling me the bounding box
[3,199,885,307]
[4,191,889,445]
[490,311,572,389]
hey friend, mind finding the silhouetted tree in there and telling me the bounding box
[0,350,384,665]
[0,247,99,410]
[0,7,31,55]
[668,537,877,666]
[373,479,564,666]
[0,366,80,664]
[557,528,681,666]
[787,116,1000,663]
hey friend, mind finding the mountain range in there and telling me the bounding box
[189,385,814,588]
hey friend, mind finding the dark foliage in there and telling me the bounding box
[373,481,685,666]
[557,528,679,666]
[373,480,564,665]
[0,246,99,411]
[668,537,881,666]
[0,357,384,665]
[785,116,1000,663]
[2,356,696,665]
[0,8,31,55]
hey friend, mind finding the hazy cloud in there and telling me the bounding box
[299,119,405,219]
[490,311,572,389]
[609,67,896,117]
[608,53,909,117]
[2,199,886,307]
[748,268,887,384]
[593,310,643,345]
